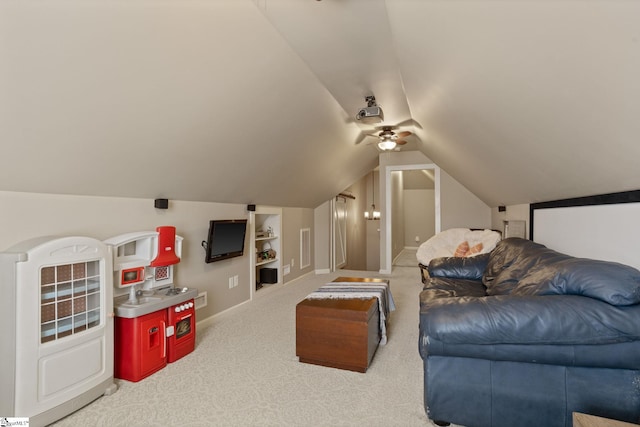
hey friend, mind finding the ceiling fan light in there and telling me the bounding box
[378,138,396,151]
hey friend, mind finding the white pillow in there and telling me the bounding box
[464,229,501,255]
[416,228,470,265]
[417,228,501,264]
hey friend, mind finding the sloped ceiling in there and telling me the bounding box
[1,0,639,209]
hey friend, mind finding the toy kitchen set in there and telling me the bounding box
[106,226,198,382]
[0,226,196,426]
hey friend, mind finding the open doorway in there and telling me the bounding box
[333,196,347,270]
[381,163,440,274]
[332,169,378,272]
[391,169,436,267]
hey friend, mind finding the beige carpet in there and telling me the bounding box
[53,265,461,427]
[394,248,420,267]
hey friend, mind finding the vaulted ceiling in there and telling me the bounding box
[2,0,639,208]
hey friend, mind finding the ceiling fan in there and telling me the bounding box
[375,127,412,151]
[353,95,419,150]
[357,126,412,151]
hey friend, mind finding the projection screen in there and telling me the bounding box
[530,190,640,271]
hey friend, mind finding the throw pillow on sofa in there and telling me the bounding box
[454,241,469,257]
[465,242,483,257]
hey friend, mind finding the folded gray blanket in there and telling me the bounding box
[306,281,396,344]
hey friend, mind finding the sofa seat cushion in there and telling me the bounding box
[422,338,640,370]
[419,294,640,347]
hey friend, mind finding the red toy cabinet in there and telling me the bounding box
[114,309,167,382]
[167,299,196,363]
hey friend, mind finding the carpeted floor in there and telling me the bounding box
[393,248,419,267]
[53,264,461,427]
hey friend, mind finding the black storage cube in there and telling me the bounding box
[260,268,278,284]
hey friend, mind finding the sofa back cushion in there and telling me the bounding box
[484,238,640,306]
[483,238,551,295]
[512,257,640,306]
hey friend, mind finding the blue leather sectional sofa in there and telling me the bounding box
[419,237,640,427]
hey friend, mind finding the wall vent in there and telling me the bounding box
[300,228,311,269]
[194,291,207,309]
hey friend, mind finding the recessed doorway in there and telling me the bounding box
[382,163,440,274]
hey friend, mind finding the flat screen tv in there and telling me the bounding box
[203,219,248,263]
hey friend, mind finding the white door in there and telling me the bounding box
[333,198,347,269]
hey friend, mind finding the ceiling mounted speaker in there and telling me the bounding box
[154,198,169,209]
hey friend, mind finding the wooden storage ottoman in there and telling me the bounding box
[296,297,380,373]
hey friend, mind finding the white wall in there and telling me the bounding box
[342,175,367,271]
[0,191,311,322]
[281,207,315,282]
[491,203,530,238]
[440,170,491,230]
[404,189,435,247]
[366,220,380,271]
[390,170,405,262]
[313,200,331,274]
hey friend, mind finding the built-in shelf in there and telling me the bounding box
[250,207,282,296]
[256,236,278,242]
[256,257,278,267]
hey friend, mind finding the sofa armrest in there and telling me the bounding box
[420,294,640,346]
[427,252,489,280]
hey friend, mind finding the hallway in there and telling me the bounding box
[393,248,418,268]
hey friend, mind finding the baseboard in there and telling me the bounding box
[197,270,316,330]
[196,299,251,330]
[284,270,314,285]
[315,268,331,275]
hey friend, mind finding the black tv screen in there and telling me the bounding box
[204,219,248,263]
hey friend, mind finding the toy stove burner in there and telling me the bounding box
[165,287,182,296]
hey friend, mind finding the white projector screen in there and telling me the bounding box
[530,191,640,271]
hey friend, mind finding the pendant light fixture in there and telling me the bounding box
[364,171,380,220]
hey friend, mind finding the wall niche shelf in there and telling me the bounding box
[256,257,278,267]
[255,236,278,242]
[250,206,282,297]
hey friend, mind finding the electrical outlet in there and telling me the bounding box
[228,277,234,289]
[291,258,295,267]
[283,264,291,275]
[233,275,238,288]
